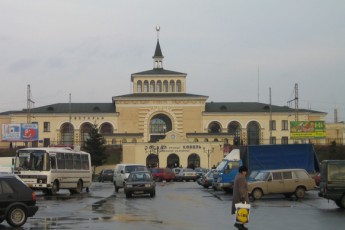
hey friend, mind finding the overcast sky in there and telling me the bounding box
[0,0,344,122]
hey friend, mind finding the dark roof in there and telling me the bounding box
[113,93,208,99]
[205,102,326,114]
[1,103,116,115]
[132,68,186,76]
[153,40,163,58]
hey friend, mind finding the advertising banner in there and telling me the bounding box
[2,123,38,141]
[290,121,326,139]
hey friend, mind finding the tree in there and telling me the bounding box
[83,124,107,171]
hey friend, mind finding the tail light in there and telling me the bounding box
[32,192,37,201]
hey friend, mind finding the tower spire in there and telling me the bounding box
[153,26,164,69]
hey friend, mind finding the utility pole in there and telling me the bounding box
[27,84,35,124]
[287,83,299,121]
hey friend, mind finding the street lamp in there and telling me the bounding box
[145,145,166,168]
[203,147,214,169]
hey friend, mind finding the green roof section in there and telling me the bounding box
[0,103,115,115]
[205,102,326,114]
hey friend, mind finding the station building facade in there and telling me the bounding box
[0,38,328,169]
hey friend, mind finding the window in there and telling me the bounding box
[137,81,142,93]
[270,136,276,144]
[170,80,175,92]
[281,136,289,144]
[44,122,50,132]
[283,171,292,179]
[269,120,276,130]
[150,80,155,92]
[81,155,90,170]
[144,81,149,92]
[272,172,282,180]
[176,80,182,92]
[57,153,65,169]
[65,153,73,169]
[73,154,81,169]
[0,180,14,194]
[157,81,162,92]
[163,81,168,92]
[282,120,289,130]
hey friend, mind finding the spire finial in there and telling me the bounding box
[156,25,160,40]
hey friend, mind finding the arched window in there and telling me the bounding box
[228,121,241,136]
[176,80,182,92]
[163,80,168,92]
[170,80,175,92]
[157,80,162,92]
[137,80,142,93]
[60,123,74,145]
[150,114,172,142]
[80,123,93,146]
[208,121,222,133]
[247,121,260,145]
[144,80,149,93]
[150,80,155,92]
[100,122,113,135]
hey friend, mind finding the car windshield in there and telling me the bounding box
[103,170,113,174]
[254,172,270,181]
[15,150,46,171]
[125,165,147,173]
[128,172,152,182]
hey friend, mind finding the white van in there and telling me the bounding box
[113,164,147,192]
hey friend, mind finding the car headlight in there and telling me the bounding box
[126,184,132,188]
[145,184,151,187]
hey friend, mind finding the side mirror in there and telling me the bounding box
[121,170,125,174]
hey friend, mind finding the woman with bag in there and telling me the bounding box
[232,166,250,230]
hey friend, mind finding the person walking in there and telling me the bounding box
[232,166,249,230]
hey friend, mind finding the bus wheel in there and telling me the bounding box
[51,181,59,195]
[76,180,83,194]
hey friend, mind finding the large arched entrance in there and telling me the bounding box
[150,114,172,142]
[247,121,260,145]
[167,153,179,168]
[187,153,200,169]
[146,154,159,168]
[208,121,222,133]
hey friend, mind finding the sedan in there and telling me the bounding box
[124,171,156,198]
[98,169,114,182]
[175,168,198,182]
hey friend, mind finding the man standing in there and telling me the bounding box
[232,166,249,230]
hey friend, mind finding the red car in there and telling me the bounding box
[150,168,176,182]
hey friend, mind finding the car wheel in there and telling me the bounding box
[74,180,83,194]
[203,185,210,189]
[6,205,28,227]
[150,190,156,198]
[252,188,263,200]
[335,195,345,209]
[125,192,131,198]
[295,186,306,199]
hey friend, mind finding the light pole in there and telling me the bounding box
[145,145,166,168]
[203,147,214,169]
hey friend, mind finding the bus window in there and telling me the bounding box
[73,154,81,169]
[50,156,57,169]
[65,153,73,169]
[16,150,45,171]
[81,155,89,170]
[57,153,65,169]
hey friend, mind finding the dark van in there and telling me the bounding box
[319,160,345,208]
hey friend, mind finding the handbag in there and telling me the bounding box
[235,202,251,224]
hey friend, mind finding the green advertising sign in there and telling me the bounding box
[290,121,326,139]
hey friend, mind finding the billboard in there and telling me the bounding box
[290,121,326,139]
[2,123,39,142]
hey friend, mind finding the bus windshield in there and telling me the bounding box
[16,150,46,171]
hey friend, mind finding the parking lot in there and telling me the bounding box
[1,181,344,230]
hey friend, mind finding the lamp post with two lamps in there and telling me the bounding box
[203,147,214,169]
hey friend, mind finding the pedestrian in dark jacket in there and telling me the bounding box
[232,166,249,230]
